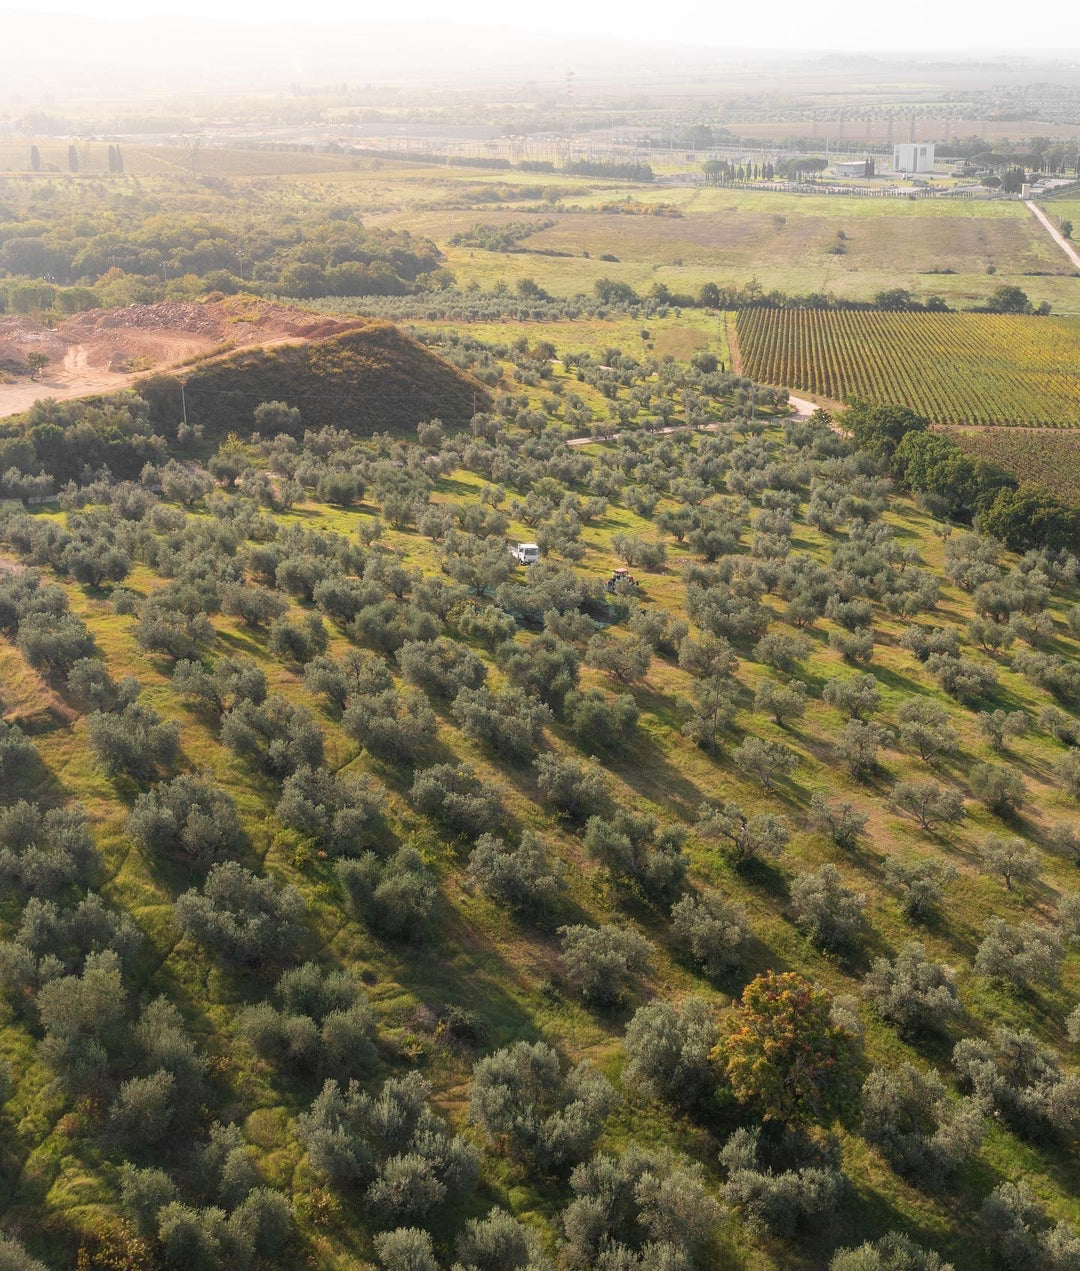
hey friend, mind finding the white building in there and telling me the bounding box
[834,160,870,178]
[893,142,935,173]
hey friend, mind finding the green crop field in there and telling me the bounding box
[736,308,1080,425]
[947,426,1080,502]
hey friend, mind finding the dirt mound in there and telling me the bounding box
[0,298,370,418]
[143,320,488,440]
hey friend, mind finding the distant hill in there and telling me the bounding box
[139,320,488,439]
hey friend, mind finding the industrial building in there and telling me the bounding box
[893,142,935,173]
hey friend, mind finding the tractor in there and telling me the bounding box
[605,567,640,593]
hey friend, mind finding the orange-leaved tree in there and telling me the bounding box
[712,970,858,1125]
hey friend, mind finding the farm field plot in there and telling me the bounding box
[946,425,1080,502]
[737,308,1080,426]
[377,193,1071,310]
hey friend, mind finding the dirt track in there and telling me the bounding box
[0,298,368,419]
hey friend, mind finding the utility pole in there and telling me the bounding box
[180,383,187,427]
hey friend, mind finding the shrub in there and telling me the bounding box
[623,996,717,1109]
[697,799,790,867]
[733,736,798,790]
[135,606,215,663]
[374,1229,438,1271]
[267,612,329,665]
[823,673,881,720]
[836,720,892,777]
[173,656,267,716]
[411,763,504,837]
[829,625,875,664]
[175,862,306,967]
[896,698,957,762]
[630,606,689,658]
[220,581,288,628]
[808,794,867,850]
[454,1208,551,1271]
[0,801,96,893]
[1056,748,1080,800]
[670,889,749,977]
[467,832,565,916]
[36,950,129,1095]
[980,1182,1080,1270]
[498,632,580,709]
[305,650,392,710]
[791,864,866,951]
[127,774,243,874]
[17,610,95,671]
[864,942,961,1038]
[66,656,139,712]
[714,972,858,1124]
[222,695,324,778]
[925,653,997,702]
[586,633,652,684]
[582,810,688,902]
[563,688,639,751]
[237,963,376,1081]
[335,847,436,940]
[885,857,955,922]
[0,720,35,783]
[830,1232,953,1271]
[296,1072,476,1212]
[467,1040,614,1171]
[398,637,487,700]
[754,678,807,727]
[0,893,141,1001]
[978,708,1027,751]
[860,1064,982,1188]
[558,923,653,1007]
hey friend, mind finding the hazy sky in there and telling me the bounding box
[2,0,1075,53]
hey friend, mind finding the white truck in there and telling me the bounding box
[509,542,540,565]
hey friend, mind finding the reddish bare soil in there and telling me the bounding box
[0,298,368,417]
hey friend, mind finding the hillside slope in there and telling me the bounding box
[145,321,487,438]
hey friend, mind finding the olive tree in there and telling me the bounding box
[670,890,749,977]
[467,1040,614,1172]
[864,942,961,1039]
[558,923,653,1008]
[860,1064,982,1189]
[623,996,717,1110]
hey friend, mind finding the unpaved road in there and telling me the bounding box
[566,391,821,447]
[0,299,371,420]
[1026,200,1080,272]
[0,352,140,416]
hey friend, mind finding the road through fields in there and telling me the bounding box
[1027,201,1080,272]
